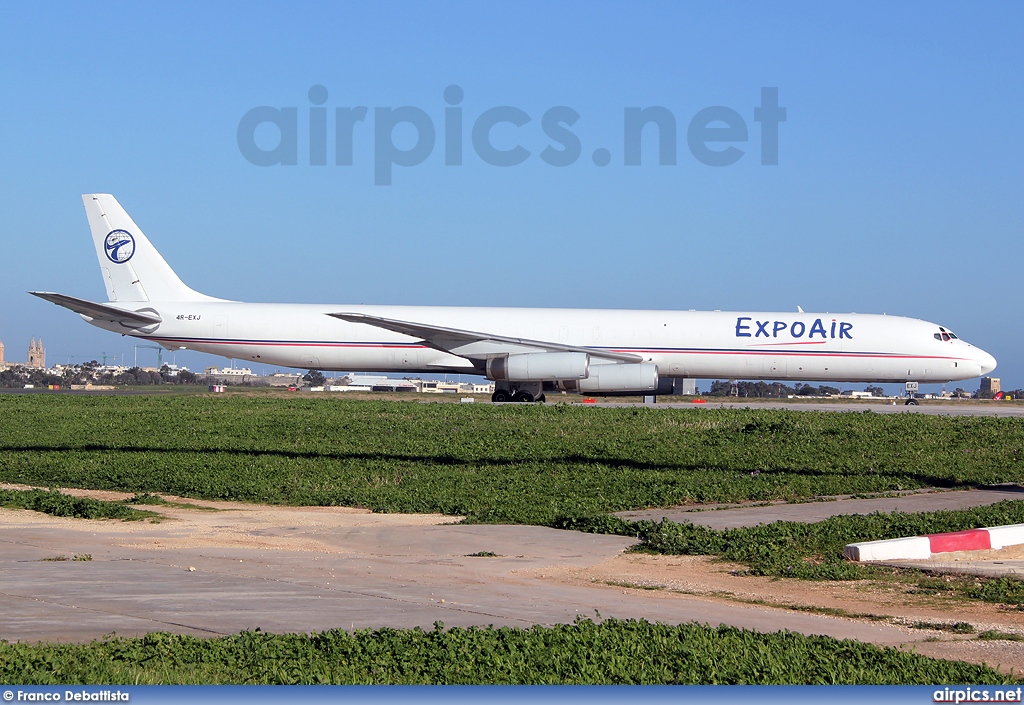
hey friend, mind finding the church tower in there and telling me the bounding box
[27,339,45,369]
[0,339,5,363]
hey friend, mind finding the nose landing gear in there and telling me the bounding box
[904,381,920,406]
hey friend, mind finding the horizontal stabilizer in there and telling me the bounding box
[30,292,162,327]
[328,312,643,363]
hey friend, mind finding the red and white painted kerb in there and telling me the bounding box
[844,523,1024,562]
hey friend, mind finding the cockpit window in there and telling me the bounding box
[935,327,958,341]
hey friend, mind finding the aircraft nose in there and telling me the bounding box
[977,349,997,376]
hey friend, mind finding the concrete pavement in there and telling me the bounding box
[0,485,1021,658]
[0,508,926,646]
[617,488,1024,528]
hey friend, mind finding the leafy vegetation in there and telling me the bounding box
[125,492,169,505]
[1,396,1021,524]
[1,619,1017,685]
[706,380,844,397]
[911,621,975,634]
[916,575,1024,606]
[978,630,1024,642]
[0,488,158,521]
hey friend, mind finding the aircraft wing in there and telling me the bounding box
[30,292,162,326]
[327,312,643,363]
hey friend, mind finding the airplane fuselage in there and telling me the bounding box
[88,301,992,384]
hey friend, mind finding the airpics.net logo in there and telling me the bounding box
[237,85,786,185]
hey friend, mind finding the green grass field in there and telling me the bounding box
[2,619,1018,685]
[3,394,1024,684]
[1,395,1021,523]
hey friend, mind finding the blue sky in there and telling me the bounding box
[1,2,1021,391]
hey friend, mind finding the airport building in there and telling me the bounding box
[204,366,255,377]
[316,374,495,394]
[330,375,419,393]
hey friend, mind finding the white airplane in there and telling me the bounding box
[31,194,996,403]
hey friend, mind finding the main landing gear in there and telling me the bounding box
[491,381,546,403]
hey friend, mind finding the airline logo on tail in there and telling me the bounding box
[104,229,136,264]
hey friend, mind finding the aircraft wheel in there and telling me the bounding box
[492,390,511,403]
[905,398,919,406]
[537,394,546,403]
[513,391,535,403]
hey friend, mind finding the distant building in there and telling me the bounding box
[0,339,4,363]
[980,377,1001,395]
[840,390,873,399]
[203,366,253,376]
[344,375,417,392]
[266,373,303,387]
[26,339,45,369]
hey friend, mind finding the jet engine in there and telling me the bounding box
[487,352,590,381]
[559,363,659,392]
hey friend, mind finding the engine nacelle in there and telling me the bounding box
[487,352,590,382]
[582,376,679,397]
[559,363,659,393]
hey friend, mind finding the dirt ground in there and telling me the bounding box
[3,482,1023,676]
[0,483,460,554]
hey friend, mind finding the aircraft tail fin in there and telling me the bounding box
[83,194,222,303]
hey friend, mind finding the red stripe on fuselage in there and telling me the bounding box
[611,349,968,361]
[152,337,969,363]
